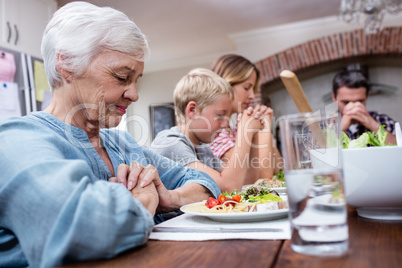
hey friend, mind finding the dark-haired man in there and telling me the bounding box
[332,70,396,145]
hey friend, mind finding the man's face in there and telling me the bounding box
[332,86,367,114]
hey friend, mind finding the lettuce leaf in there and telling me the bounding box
[343,125,389,148]
[248,193,283,203]
[342,132,351,149]
[367,132,381,147]
[273,169,285,182]
[376,125,388,146]
[348,132,370,148]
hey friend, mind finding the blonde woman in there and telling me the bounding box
[210,54,283,183]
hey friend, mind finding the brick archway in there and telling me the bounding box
[254,26,402,96]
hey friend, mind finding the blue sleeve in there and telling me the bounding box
[141,147,221,198]
[0,119,154,267]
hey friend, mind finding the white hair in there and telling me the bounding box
[41,1,150,90]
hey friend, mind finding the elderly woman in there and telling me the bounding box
[0,2,219,267]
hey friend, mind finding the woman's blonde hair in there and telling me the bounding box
[211,54,260,93]
[174,68,233,124]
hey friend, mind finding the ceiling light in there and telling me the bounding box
[340,0,402,34]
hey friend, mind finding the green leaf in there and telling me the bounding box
[344,124,390,149]
[273,169,285,182]
[259,187,270,196]
[248,193,284,203]
[221,192,230,198]
[342,132,351,149]
[376,125,388,146]
[367,131,380,146]
[230,189,239,196]
[277,169,285,181]
[348,132,370,148]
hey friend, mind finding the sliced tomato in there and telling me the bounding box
[205,197,215,206]
[205,197,220,208]
[218,194,228,204]
[232,194,242,202]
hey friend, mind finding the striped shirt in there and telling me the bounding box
[210,127,237,158]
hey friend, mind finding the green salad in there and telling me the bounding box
[343,125,391,149]
[222,185,283,203]
[248,193,284,203]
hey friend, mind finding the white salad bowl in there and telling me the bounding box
[342,146,402,220]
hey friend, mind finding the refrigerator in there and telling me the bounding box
[0,45,50,120]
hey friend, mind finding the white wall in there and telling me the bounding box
[127,14,402,146]
[366,67,402,123]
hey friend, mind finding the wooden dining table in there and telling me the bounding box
[64,206,402,268]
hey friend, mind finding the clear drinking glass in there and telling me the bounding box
[279,109,348,256]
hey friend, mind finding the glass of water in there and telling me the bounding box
[279,109,348,256]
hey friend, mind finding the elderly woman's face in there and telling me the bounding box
[71,50,144,128]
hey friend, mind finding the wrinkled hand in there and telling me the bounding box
[109,162,176,214]
[130,178,159,216]
[109,163,159,215]
[342,102,379,132]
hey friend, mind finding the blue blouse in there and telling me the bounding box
[0,112,220,267]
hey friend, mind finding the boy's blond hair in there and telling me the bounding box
[174,68,234,124]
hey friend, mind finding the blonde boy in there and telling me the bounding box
[150,68,265,192]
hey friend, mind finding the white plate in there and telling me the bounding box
[313,194,346,208]
[241,184,287,194]
[180,202,289,222]
[355,207,402,220]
